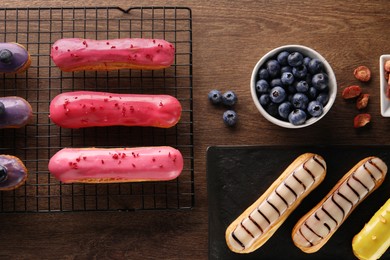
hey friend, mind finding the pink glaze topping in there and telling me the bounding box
[49,91,182,129]
[50,38,175,71]
[48,147,184,183]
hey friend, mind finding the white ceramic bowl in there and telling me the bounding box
[250,45,337,128]
[380,55,390,117]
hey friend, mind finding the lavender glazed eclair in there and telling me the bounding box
[0,42,31,73]
[0,96,33,128]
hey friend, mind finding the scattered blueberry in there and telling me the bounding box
[208,89,222,105]
[259,94,270,106]
[308,58,324,74]
[296,81,309,93]
[278,101,293,119]
[292,93,309,110]
[288,52,304,67]
[256,79,270,94]
[266,59,281,78]
[223,110,238,127]
[312,73,329,90]
[277,51,290,66]
[222,90,238,106]
[281,72,294,86]
[288,109,307,125]
[269,86,286,104]
[307,101,323,117]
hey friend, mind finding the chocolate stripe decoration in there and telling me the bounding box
[284,183,298,199]
[249,215,263,233]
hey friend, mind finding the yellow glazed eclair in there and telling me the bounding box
[292,156,387,254]
[352,198,390,260]
[225,153,327,254]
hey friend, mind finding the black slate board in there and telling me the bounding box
[207,145,390,260]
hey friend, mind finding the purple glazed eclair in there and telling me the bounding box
[0,42,31,73]
[0,96,33,128]
[0,155,28,191]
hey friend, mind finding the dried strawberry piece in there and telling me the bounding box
[354,113,371,128]
[385,60,390,72]
[342,85,362,99]
[354,66,371,82]
[356,93,369,110]
[386,85,390,99]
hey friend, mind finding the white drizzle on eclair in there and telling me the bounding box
[292,156,387,254]
[226,153,327,254]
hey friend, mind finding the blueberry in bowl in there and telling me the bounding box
[250,45,337,128]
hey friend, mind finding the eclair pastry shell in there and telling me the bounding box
[225,153,326,254]
[292,156,387,254]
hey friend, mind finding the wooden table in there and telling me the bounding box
[1,0,390,259]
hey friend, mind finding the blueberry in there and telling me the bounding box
[222,90,238,106]
[223,110,238,127]
[266,102,279,117]
[317,92,329,105]
[281,72,294,85]
[0,165,7,183]
[277,51,290,66]
[296,80,309,93]
[288,85,297,95]
[259,94,270,106]
[269,86,286,104]
[307,101,324,117]
[292,65,308,79]
[287,52,304,67]
[0,49,13,64]
[291,93,309,110]
[266,59,281,78]
[270,78,283,88]
[308,58,324,74]
[255,79,270,94]
[312,73,329,90]
[258,68,269,80]
[303,56,311,67]
[278,101,293,119]
[288,109,307,125]
[308,87,318,99]
[281,66,292,74]
[208,89,222,105]
[0,102,5,116]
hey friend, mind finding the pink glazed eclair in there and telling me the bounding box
[50,38,175,72]
[48,147,184,183]
[49,91,182,129]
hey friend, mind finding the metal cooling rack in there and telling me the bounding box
[0,6,194,212]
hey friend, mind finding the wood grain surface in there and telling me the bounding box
[1,0,390,259]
